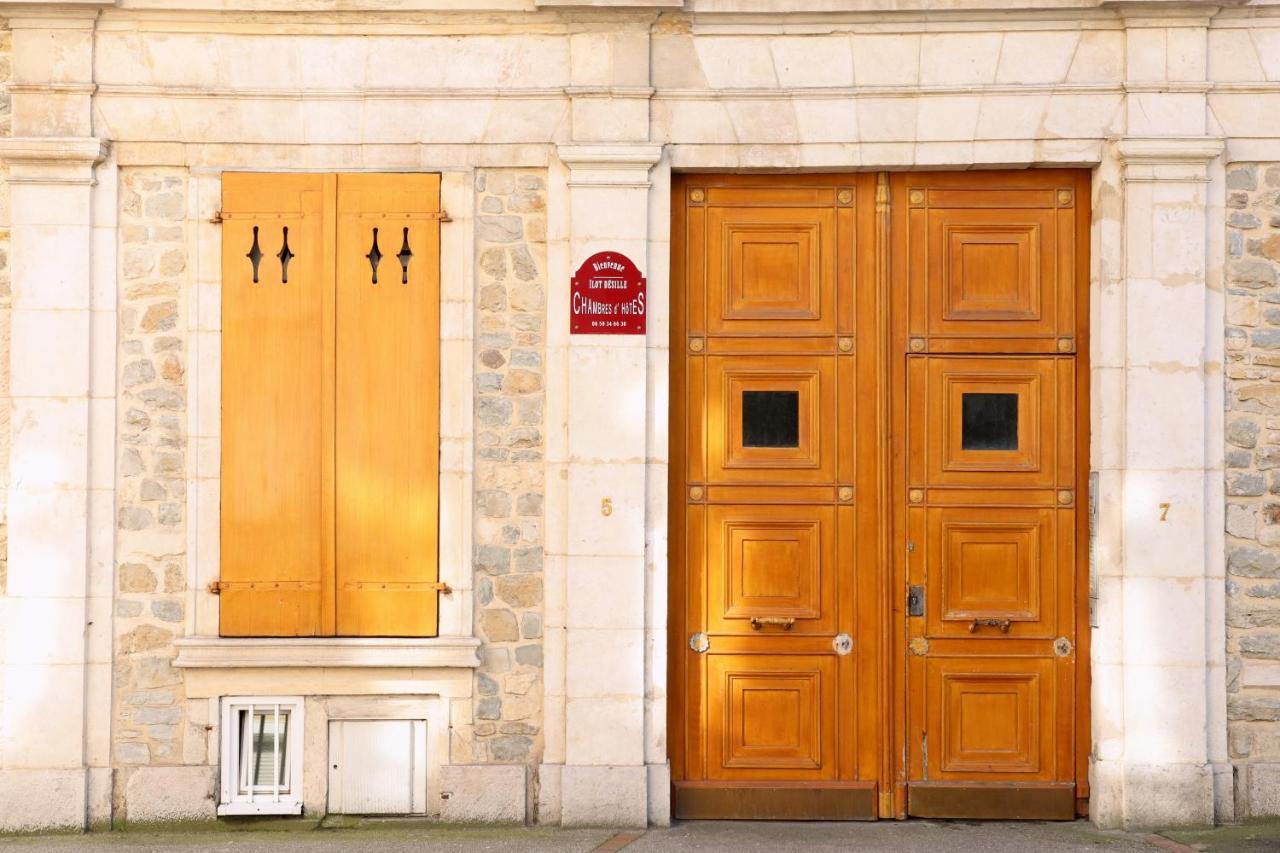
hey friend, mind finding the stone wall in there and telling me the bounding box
[1224,162,1280,817]
[464,169,547,770]
[112,169,197,790]
[0,22,12,596]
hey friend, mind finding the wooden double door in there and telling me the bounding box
[670,171,1089,821]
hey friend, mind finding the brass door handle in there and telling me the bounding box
[750,617,795,631]
[968,619,1011,633]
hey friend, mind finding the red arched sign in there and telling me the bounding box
[570,251,646,335]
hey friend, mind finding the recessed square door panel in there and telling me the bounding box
[707,654,839,780]
[705,206,838,336]
[910,200,1074,350]
[707,356,837,484]
[910,356,1072,489]
[924,506,1057,638]
[707,504,838,635]
[925,657,1056,779]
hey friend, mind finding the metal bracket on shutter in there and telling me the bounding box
[208,580,225,595]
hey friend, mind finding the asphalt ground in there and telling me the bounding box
[1,818,1278,853]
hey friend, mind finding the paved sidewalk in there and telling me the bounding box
[1,819,1278,853]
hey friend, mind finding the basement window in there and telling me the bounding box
[218,697,305,816]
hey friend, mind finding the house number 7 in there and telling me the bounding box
[1159,502,1170,521]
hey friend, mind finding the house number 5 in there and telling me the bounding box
[602,497,613,517]
[1159,502,1170,521]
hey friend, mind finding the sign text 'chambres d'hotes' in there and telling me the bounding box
[570,251,646,335]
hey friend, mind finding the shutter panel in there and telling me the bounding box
[220,173,336,636]
[334,174,442,636]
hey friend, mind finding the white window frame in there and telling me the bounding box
[218,696,305,816]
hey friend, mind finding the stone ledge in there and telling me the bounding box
[173,636,482,669]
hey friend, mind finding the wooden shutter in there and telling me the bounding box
[334,174,441,636]
[220,173,336,636]
[219,173,441,637]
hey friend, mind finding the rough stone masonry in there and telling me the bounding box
[1224,162,1280,814]
[464,169,548,774]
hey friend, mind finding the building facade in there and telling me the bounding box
[0,0,1277,833]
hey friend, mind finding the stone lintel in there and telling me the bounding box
[1116,136,1224,182]
[173,635,483,669]
[0,136,109,185]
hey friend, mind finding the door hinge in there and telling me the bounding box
[907,585,924,617]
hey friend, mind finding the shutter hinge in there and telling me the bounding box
[433,210,452,223]
[210,210,224,224]
[208,580,225,594]
[432,581,453,595]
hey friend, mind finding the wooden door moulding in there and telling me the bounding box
[669,169,1090,822]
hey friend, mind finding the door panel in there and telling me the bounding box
[908,355,1073,490]
[706,354,839,484]
[672,176,878,820]
[926,656,1056,779]
[705,203,839,337]
[925,506,1059,639]
[708,504,836,635]
[895,170,1088,819]
[708,653,839,779]
[906,182,1078,354]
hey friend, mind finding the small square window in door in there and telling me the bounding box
[742,391,800,448]
[961,393,1018,451]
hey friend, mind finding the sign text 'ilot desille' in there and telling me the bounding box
[570,251,646,335]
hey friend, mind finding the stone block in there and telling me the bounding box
[537,763,562,825]
[124,765,217,824]
[440,764,526,824]
[1245,762,1280,816]
[561,764,646,827]
[0,768,87,832]
[646,763,671,827]
[1121,762,1214,828]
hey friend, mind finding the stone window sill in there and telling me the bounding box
[173,636,482,669]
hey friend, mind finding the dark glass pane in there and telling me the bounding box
[962,392,1019,450]
[742,390,800,448]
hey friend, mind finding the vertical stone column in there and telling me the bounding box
[1088,10,1231,828]
[1092,135,1226,828]
[0,5,112,833]
[539,21,663,827]
[549,143,662,828]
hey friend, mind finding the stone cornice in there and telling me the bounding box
[558,142,664,188]
[535,0,679,6]
[0,0,113,22]
[173,635,483,669]
[1115,135,1224,182]
[1116,136,1225,163]
[0,136,110,184]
